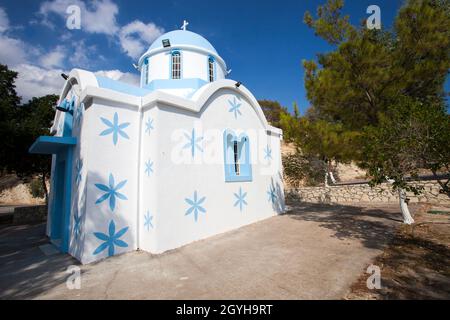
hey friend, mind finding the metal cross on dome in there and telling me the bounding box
[181,20,189,31]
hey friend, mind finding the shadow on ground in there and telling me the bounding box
[0,223,78,299]
[380,234,450,299]
[284,199,404,250]
[346,209,450,300]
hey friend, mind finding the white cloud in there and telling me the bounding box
[38,0,164,60]
[119,20,164,59]
[0,8,28,67]
[0,35,28,66]
[39,45,66,69]
[0,7,9,33]
[95,69,140,86]
[39,0,119,35]
[0,3,152,102]
[14,64,65,102]
[68,40,97,68]
[15,65,141,103]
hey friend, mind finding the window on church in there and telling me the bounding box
[143,58,149,85]
[208,57,214,82]
[171,51,181,79]
[223,130,252,182]
[233,141,240,175]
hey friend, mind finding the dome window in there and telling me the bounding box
[143,57,149,85]
[171,51,181,79]
[162,39,171,48]
[208,56,215,82]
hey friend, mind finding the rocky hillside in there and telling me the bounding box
[281,142,367,187]
[0,175,45,205]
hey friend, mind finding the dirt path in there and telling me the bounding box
[345,205,450,299]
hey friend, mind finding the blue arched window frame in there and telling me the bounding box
[170,50,182,79]
[223,129,252,182]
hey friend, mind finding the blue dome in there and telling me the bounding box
[148,30,217,54]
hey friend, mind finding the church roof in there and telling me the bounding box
[147,30,217,54]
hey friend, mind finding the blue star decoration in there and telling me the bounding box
[267,185,277,204]
[75,159,83,186]
[93,220,128,256]
[73,209,82,240]
[144,159,153,177]
[185,190,206,222]
[99,112,130,146]
[228,97,242,119]
[145,117,154,135]
[95,173,128,212]
[144,211,153,231]
[74,103,84,127]
[234,187,248,212]
[264,145,272,161]
[183,128,203,157]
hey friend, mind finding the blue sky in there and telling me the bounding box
[0,0,447,112]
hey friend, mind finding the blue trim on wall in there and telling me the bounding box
[50,157,65,243]
[97,75,208,97]
[144,78,207,91]
[62,146,73,253]
[223,129,252,182]
[29,136,77,154]
[63,103,74,137]
[96,76,152,97]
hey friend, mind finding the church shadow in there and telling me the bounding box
[0,222,78,299]
[284,195,404,250]
[0,170,136,299]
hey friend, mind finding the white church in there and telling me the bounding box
[30,23,284,264]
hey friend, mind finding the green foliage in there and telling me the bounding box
[303,0,354,45]
[0,65,21,171]
[283,152,328,187]
[279,109,301,143]
[13,95,57,181]
[0,64,56,202]
[297,119,360,164]
[258,99,288,127]
[29,178,46,199]
[300,0,450,195]
[280,109,360,162]
[303,0,450,130]
[360,96,450,195]
[280,109,357,185]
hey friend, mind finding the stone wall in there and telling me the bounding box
[287,181,450,206]
[13,205,47,224]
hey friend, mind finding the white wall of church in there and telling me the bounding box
[78,101,140,264]
[146,50,226,84]
[148,89,284,254]
[138,106,159,253]
[147,52,170,82]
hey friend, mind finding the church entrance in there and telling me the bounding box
[29,136,77,253]
[50,157,67,250]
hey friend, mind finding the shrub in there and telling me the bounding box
[29,178,45,199]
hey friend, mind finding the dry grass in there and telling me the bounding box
[345,204,450,299]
